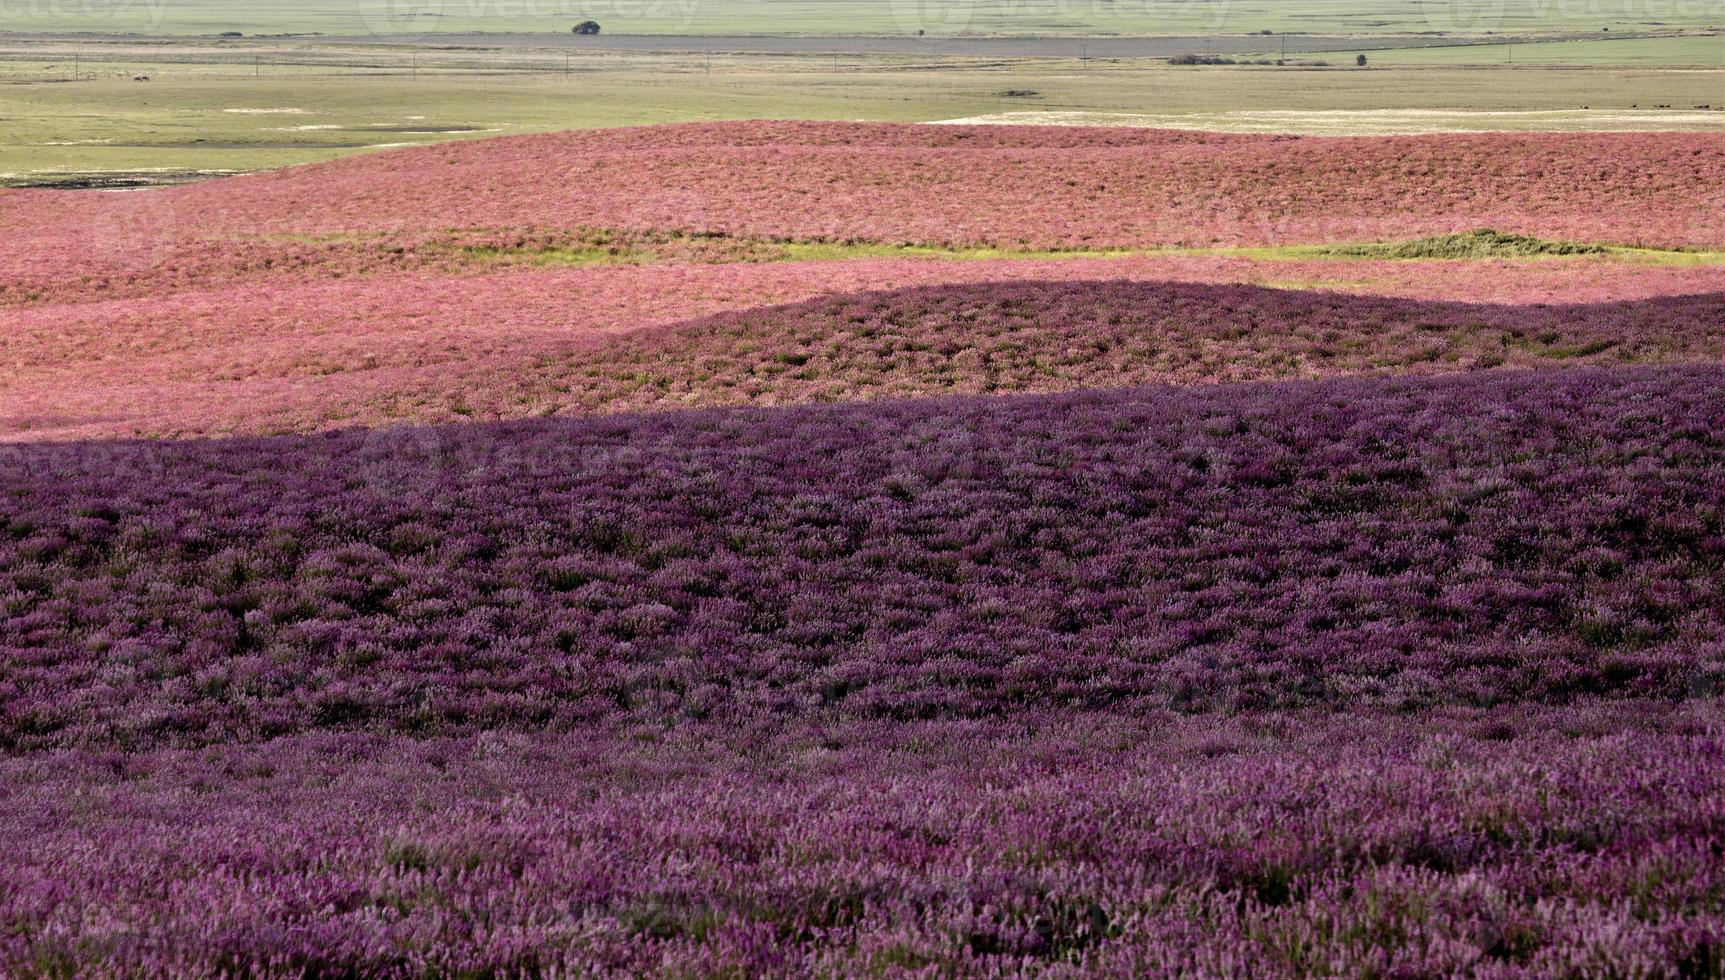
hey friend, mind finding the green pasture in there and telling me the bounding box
[1342,32,1725,65]
[5,37,1725,184]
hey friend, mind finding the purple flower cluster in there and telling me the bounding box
[4,367,1723,752]
[2,705,1721,976]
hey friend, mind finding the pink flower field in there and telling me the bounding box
[7,251,1725,440]
[4,121,1725,976]
[4,121,1725,304]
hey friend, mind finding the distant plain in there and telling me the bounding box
[5,33,1725,185]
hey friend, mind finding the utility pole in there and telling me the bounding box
[254,54,260,78]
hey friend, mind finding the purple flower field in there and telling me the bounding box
[6,120,1725,977]
[5,367,1724,750]
[3,365,1725,974]
[4,706,1722,976]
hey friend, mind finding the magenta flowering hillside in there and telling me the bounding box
[522,278,1725,414]
[4,122,1725,299]
[4,368,1725,973]
[6,222,1724,312]
[11,273,1725,441]
[57,123,1725,247]
[4,366,1723,750]
[7,118,1725,976]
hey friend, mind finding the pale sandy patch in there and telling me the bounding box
[927,109,1725,135]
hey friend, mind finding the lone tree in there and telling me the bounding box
[1356,53,1368,66]
[573,20,601,34]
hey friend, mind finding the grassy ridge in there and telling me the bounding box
[1311,229,1611,259]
